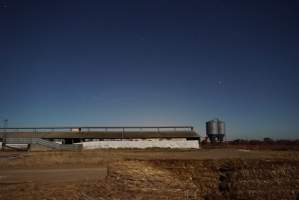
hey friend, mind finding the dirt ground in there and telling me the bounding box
[0,148,299,200]
[0,168,107,183]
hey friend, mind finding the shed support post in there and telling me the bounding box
[27,144,31,151]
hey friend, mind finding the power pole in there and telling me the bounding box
[1,118,8,149]
[3,119,8,130]
[1,118,8,129]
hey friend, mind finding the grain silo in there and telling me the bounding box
[206,120,218,143]
[206,119,225,143]
[217,120,225,142]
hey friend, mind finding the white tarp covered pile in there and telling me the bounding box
[80,139,200,149]
[0,142,28,149]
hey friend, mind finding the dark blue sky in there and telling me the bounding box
[0,0,298,139]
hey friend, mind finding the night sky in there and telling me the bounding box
[0,0,298,139]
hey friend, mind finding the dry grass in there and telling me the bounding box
[1,158,298,200]
[1,148,298,169]
[0,148,299,200]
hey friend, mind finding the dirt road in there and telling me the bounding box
[0,168,107,183]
